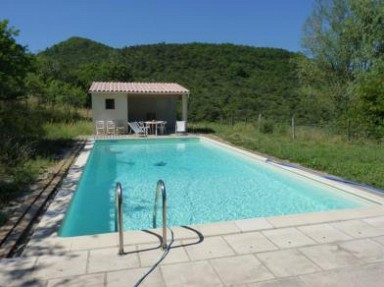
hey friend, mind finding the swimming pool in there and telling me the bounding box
[59,137,373,237]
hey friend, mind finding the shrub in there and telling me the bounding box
[260,120,274,134]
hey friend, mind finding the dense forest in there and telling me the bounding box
[37,37,301,122]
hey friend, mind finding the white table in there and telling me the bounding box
[145,121,166,136]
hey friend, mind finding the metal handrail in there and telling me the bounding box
[152,180,167,249]
[115,182,124,255]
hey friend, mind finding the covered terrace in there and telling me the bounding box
[89,82,189,134]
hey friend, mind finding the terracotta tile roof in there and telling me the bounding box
[89,82,189,94]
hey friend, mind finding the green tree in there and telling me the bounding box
[299,0,384,137]
[348,0,384,71]
[349,0,384,138]
[25,72,47,104]
[0,20,32,100]
[72,60,132,90]
[43,80,85,108]
[300,0,354,120]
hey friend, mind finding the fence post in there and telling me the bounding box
[258,114,262,131]
[347,119,351,142]
[291,114,295,140]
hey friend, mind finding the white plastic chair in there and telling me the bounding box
[96,121,105,135]
[106,121,116,135]
[175,121,186,134]
[128,121,147,136]
[116,125,125,134]
[138,121,150,135]
[159,121,167,135]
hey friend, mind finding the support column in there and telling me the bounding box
[182,93,188,122]
[126,94,129,133]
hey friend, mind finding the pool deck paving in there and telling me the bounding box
[2,207,384,287]
[2,135,384,286]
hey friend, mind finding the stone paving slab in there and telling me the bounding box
[155,225,203,241]
[262,228,316,249]
[47,273,105,287]
[331,219,384,239]
[137,242,189,267]
[248,278,306,287]
[33,251,88,280]
[0,257,40,287]
[22,238,72,257]
[256,249,320,277]
[328,208,368,221]
[88,245,139,273]
[107,267,166,287]
[160,260,222,286]
[210,255,275,285]
[196,221,241,236]
[223,232,278,254]
[68,232,141,251]
[299,244,362,270]
[339,238,384,263]
[355,206,384,217]
[294,211,338,226]
[183,236,235,260]
[234,217,274,232]
[372,235,384,246]
[298,223,352,243]
[299,262,384,287]
[266,214,309,228]
[363,215,384,229]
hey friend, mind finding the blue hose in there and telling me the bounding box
[132,227,175,287]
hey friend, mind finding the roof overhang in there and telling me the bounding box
[89,82,189,96]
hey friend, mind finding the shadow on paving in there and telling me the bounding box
[136,226,204,255]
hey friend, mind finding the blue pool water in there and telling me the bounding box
[59,138,371,237]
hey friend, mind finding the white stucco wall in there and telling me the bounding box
[91,92,128,133]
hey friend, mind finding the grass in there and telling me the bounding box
[43,120,93,140]
[30,120,93,176]
[189,122,384,190]
[0,118,93,227]
[29,120,93,178]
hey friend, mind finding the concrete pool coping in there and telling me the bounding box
[2,135,384,286]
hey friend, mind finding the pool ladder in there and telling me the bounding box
[115,183,124,255]
[153,180,168,249]
[114,180,168,255]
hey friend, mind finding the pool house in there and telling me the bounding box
[89,81,189,134]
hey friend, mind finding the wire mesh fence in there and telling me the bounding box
[187,115,383,143]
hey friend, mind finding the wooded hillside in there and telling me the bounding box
[38,37,300,122]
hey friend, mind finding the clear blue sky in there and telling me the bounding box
[1,0,314,53]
